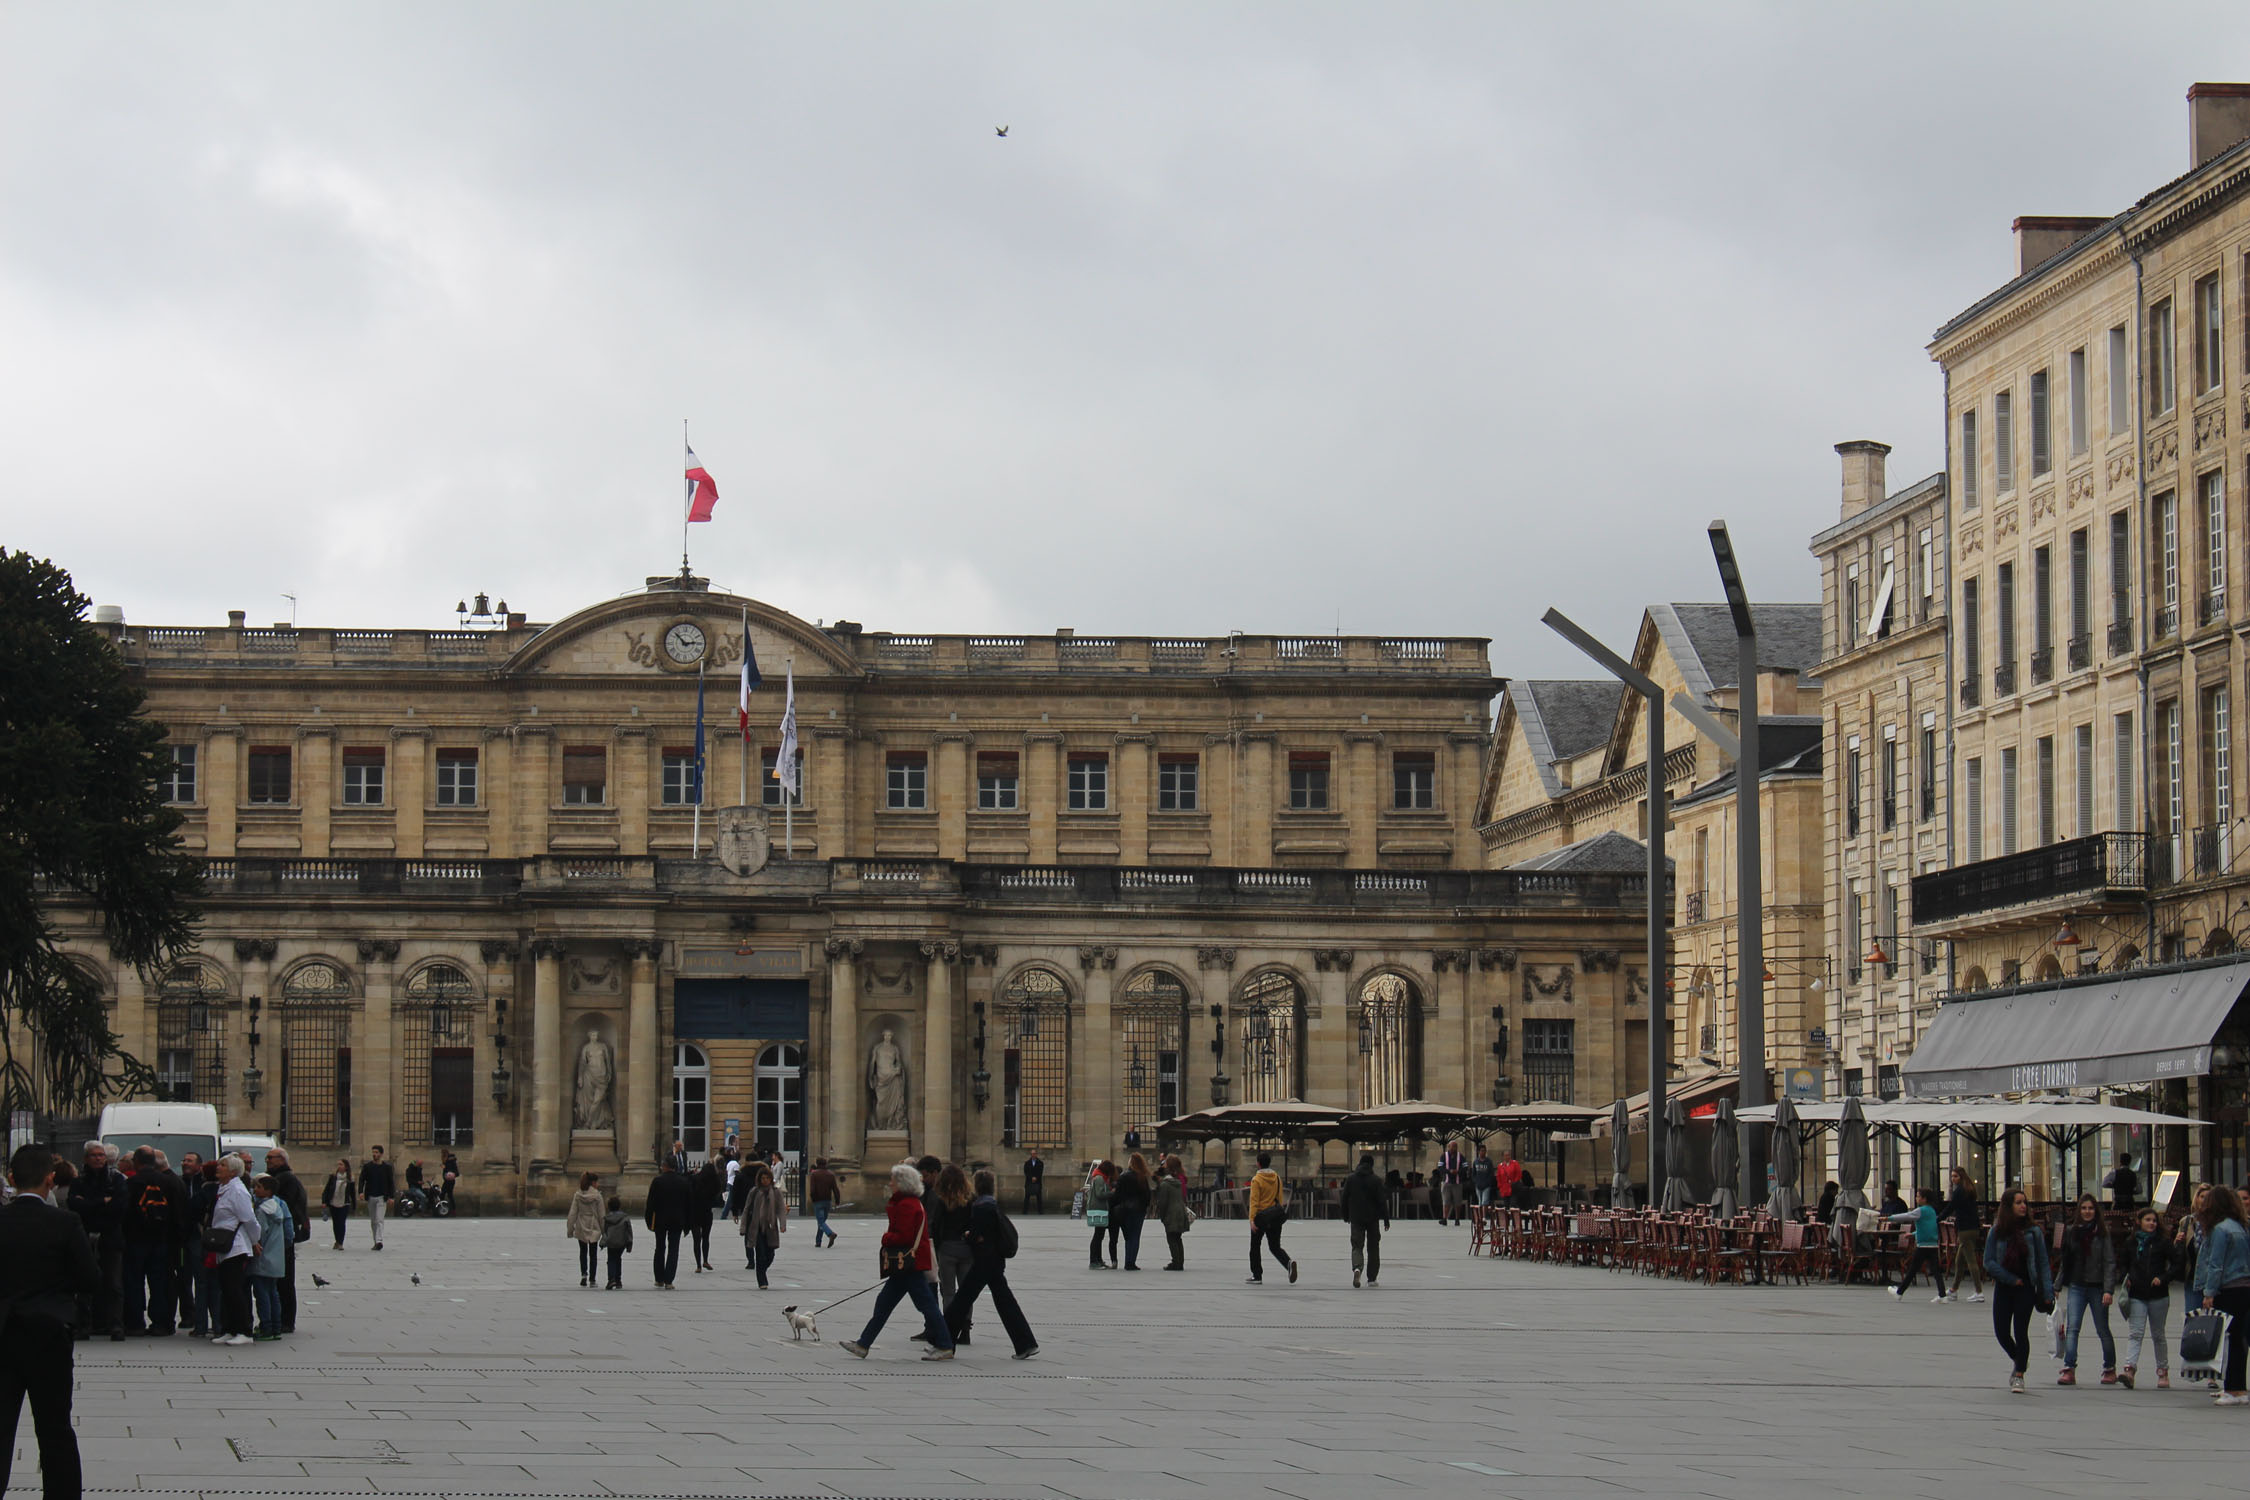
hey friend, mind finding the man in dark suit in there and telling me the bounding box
[1022,1151,1044,1215]
[666,1140,690,1175]
[643,1165,693,1289]
[2,1143,102,1498]
[119,1147,186,1336]
[64,1142,126,1340]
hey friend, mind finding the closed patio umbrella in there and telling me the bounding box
[1710,1100,1739,1219]
[1835,1096,1870,1218]
[1768,1096,1801,1220]
[1609,1097,1632,1208]
[1660,1097,1693,1210]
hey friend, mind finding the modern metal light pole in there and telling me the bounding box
[1707,521,1769,1210]
[1539,608,1666,1209]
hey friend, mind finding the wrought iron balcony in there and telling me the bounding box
[1992,661,2017,697]
[2108,619,2134,657]
[2156,605,2178,640]
[2067,634,2091,672]
[1683,890,1707,923]
[2192,823,2234,879]
[1960,677,1981,709]
[2029,646,2054,685]
[1908,831,2148,925]
[1698,1024,1717,1056]
[2203,588,2229,628]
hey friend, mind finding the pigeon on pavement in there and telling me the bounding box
[410,1273,422,1286]
[311,1273,331,1287]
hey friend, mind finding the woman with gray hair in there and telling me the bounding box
[840,1163,954,1361]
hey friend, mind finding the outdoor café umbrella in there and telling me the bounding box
[1609,1097,1632,1209]
[1768,1096,1801,1221]
[1660,1097,1693,1210]
[1709,1099,1739,1219]
[1835,1095,1871,1217]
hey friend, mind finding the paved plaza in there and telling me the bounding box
[22,1212,2243,1500]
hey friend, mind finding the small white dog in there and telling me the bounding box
[782,1304,820,1341]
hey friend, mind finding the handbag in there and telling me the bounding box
[879,1208,928,1277]
[2181,1307,2225,1366]
[200,1225,234,1256]
[1085,1207,1110,1228]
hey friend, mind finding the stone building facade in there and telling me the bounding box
[48,578,1653,1207]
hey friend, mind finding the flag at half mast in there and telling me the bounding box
[738,609,762,739]
[776,666,799,800]
[685,443,719,523]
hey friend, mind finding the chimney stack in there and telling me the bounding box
[1758,667,1799,718]
[2190,82,2250,168]
[2012,216,2107,276]
[1835,440,1891,520]
[227,609,246,628]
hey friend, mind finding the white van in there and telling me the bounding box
[96,1102,221,1169]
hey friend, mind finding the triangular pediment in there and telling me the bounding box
[503,590,859,679]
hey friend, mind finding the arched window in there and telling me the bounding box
[401,964,477,1148]
[2033,953,2063,982]
[280,961,352,1148]
[1356,972,1422,1107]
[672,1042,711,1160]
[754,1042,804,1161]
[1001,967,1071,1149]
[156,962,226,1103]
[1119,969,1189,1127]
[1960,967,1989,992]
[1237,971,1304,1103]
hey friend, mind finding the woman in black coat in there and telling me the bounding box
[1110,1154,1153,1271]
[689,1161,722,1273]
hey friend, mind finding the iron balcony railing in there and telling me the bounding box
[2109,620,2135,657]
[2030,645,2054,685]
[2156,604,2179,639]
[1960,677,1981,709]
[1992,661,2017,697]
[2203,588,2228,628]
[1683,890,1707,922]
[1908,831,2148,924]
[2066,634,2091,672]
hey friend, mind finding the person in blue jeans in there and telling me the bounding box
[808,1159,839,1248]
[1887,1186,1945,1301]
[2053,1193,2117,1386]
[249,1174,294,1341]
[840,1163,954,1362]
[1982,1188,2053,1395]
[2191,1183,2250,1404]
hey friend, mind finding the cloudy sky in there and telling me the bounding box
[4,5,2245,679]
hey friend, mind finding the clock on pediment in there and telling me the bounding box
[657,617,708,671]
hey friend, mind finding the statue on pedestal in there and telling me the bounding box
[573,1027,616,1132]
[866,1028,908,1133]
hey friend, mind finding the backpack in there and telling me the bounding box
[135,1178,173,1234]
[996,1209,1020,1260]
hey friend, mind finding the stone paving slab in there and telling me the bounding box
[10,1211,2244,1499]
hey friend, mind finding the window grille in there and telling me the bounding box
[1119,969,1188,1127]
[1523,1018,1575,1104]
[156,963,226,1104]
[1237,970,1304,1103]
[401,964,476,1147]
[280,962,353,1149]
[1001,968,1070,1149]
[1357,972,1421,1107]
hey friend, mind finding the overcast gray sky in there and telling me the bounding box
[5,5,2246,680]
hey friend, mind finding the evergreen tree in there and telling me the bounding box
[0,549,199,1114]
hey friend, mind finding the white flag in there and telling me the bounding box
[776,666,799,799]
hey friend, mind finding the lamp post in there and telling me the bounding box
[1707,521,1769,1210]
[1539,606,1666,1208]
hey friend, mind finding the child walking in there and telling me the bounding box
[598,1194,633,1290]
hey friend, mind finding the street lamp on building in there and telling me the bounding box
[1707,520,1769,1210]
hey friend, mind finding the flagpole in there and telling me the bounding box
[783,655,794,861]
[692,657,704,857]
[681,418,691,575]
[740,607,751,807]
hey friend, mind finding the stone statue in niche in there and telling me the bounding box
[866,1028,909,1132]
[573,1026,617,1132]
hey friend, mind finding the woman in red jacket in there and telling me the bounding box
[841,1163,956,1361]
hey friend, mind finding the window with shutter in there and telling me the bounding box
[2108,325,2130,435]
[1287,752,1330,810]
[1994,389,2014,492]
[247,746,291,804]
[2000,746,2019,855]
[561,747,606,805]
[2076,723,2095,838]
[2149,298,2175,415]
[976,752,1018,810]
[1960,410,1979,509]
[342,747,385,806]
[2036,735,2055,846]
[2069,347,2088,455]
[2030,368,2051,476]
[1965,758,1984,863]
[2115,713,2135,833]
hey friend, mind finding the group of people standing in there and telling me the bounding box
[1079,1153,1193,1271]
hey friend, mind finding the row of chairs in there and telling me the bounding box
[1471,1206,1943,1287]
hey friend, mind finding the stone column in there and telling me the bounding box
[1346,732,1381,868]
[921,940,959,1159]
[479,940,521,1175]
[514,727,553,858]
[824,936,863,1163]
[1116,734,1152,865]
[298,726,333,857]
[392,728,430,859]
[1025,732,1063,863]
[204,727,240,858]
[1311,951,1355,1109]
[813,727,852,858]
[356,939,399,1152]
[528,938,566,1168]
[1430,949,1470,1107]
[1473,948,1517,1109]
[1195,946,1235,1112]
[960,946,999,1162]
[617,726,650,856]
[1203,735,1233,863]
[624,939,662,1174]
[1448,731,1485,870]
[934,734,970,861]
[1241,732,1276,867]
[232,938,277,1128]
[483,729,515,860]
[1078,946,1118,1159]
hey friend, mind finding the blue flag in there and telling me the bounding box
[693,663,706,806]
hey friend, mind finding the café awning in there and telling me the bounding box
[1903,957,2250,1097]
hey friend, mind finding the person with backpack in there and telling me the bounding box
[1150,1160,1191,1271]
[1342,1153,1390,1288]
[1982,1188,2053,1395]
[1246,1152,1295,1284]
[943,1168,1037,1359]
[120,1146,185,1336]
[1084,1161,1114,1269]
[2119,1205,2182,1389]
[2054,1192,2119,1386]
[2190,1182,2250,1405]
[597,1195,632,1290]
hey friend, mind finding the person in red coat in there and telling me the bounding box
[841,1163,955,1361]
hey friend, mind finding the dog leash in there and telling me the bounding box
[801,1280,883,1317]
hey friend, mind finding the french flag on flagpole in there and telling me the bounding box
[738,609,762,739]
[685,445,719,523]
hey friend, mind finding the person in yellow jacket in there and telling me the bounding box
[1245,1152,1296,1284]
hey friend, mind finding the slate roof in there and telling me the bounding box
[1512,679,1626,799]
[1510,829,1673,875]
[1651,603,1824,703]
[1670,716,1825,811]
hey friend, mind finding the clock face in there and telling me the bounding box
[662,621,707,664]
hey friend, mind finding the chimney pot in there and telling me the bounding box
[1835,440,1891,520]
[2011,216,2108,277]
[2190,82,2250,168]
[227,610,246,629]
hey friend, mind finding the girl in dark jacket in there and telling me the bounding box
[1111,1154,1153,1271]
[689,1161,721,1273]
[2119,1205,2181,1388]
[1981,1189,2053,1395]
[2054,1192,2118,1385]
[929,1165,976,1342]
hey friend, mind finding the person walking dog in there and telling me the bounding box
[840,1163,955,1361]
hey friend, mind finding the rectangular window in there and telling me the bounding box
[1876,545,1895,638]
[2110,509,2133,641]
[1066,754,1109,811]
[2030,367,2051,476]
[2069,527,2090,659]
[2031,545,2052,678]
[160,744,197,804]
[1996,561,2016,690]
[1844,562,1860,649]
[2159,490,2179,634]
[1156,753,1199,811]
[1919,716,1938,822]
[2205,469,2228,618]
[1845,881,1863,982]
[2208,685,2234,838]
[1961,576,1981,689]
[2150,297,2176,415]
[885,751,928,810]
[975,751,1018,811]
[1918,526,1935,615]
[247,746,290,805]
[338,747,383,806]
[1961,409,1979,508]
[2163,700,2184,871]
[430,1048,475,1148]
[2115,712,2135,832]
[1880,880,1900,974]
[1999,746,2019,855]
[1288,752,1330,811]
[2197,272,2224,393]
[2109,324,2131,435]
[1845,737,1863,839]
[435,749,477,807]
[1523,1019,1575,1105]
[1392,751,1436,810]
[561,747,606,805]
[1879,730,1898,832]
[1994,388,2014,492]
[761,745,807,806]
[660,748,699,806]
[2036,735,2055,846]
[2069,346,2089,455]
[2076,722,2095,838]
[1965,757,1984,863]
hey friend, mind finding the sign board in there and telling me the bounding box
[1784,1067,1824,1101]
[2155,1169,2183,1207]
[1808,1028,1829,1046]
[678,946,806,978]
